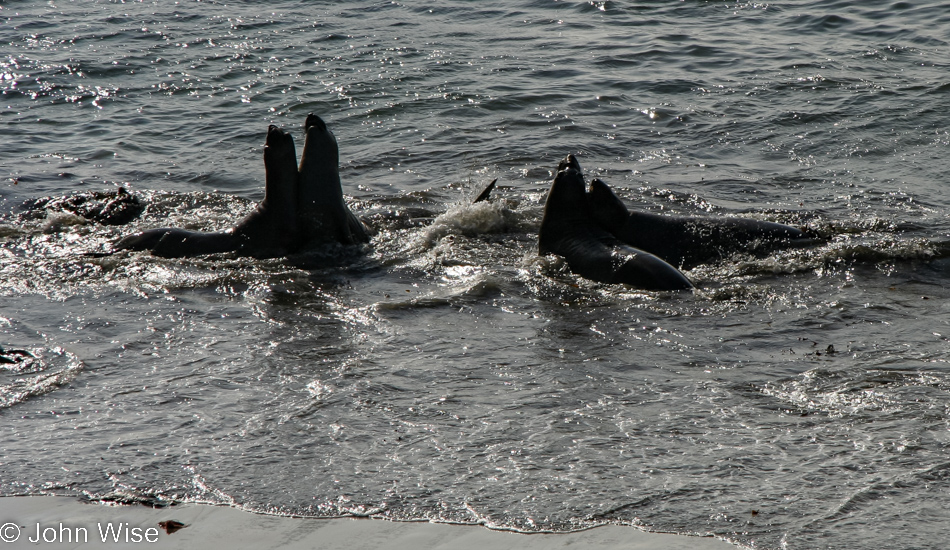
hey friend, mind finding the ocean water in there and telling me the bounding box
[2,1,950,548]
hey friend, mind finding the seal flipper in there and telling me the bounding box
[297,113,369,247]
[473,179,497,204]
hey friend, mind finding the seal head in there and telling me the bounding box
[296,113,369,247]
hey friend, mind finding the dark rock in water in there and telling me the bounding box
[26,187,144,225]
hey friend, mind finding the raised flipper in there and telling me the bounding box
[473,179,497,204]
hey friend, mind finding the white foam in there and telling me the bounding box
[414,201,519,250]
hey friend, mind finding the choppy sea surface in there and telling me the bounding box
[3,1,950,548]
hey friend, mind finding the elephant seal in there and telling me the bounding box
[115,125,299,258]
[587,175,813,269]
[296,113,369,246]
[116,115,368,258]
[539,167,693,291]
[558,154,813,269]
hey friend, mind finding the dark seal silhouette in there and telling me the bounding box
[115,114,369,258]
[539,165,693,291]
[559,154,814,269]
[588,176,813,269]
[0,345,33,364]
[295,113,369,247]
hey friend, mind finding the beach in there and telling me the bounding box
[0,497,737,549]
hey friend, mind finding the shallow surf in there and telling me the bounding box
[3,2,950,548]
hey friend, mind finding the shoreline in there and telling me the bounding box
[0,496,739,549]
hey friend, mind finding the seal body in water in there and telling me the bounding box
[115,115,368,258]
[539,166,693,291]
[587,176,813,269]
[558,154,814,269]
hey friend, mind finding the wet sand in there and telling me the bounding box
[0,496,738,549]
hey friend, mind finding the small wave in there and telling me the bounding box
[0,345,84,409]
[762,367,950,418]
[781,13,853,34]
[687,230,942,282]
[41,212,88,233]
[0,224,27,238]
